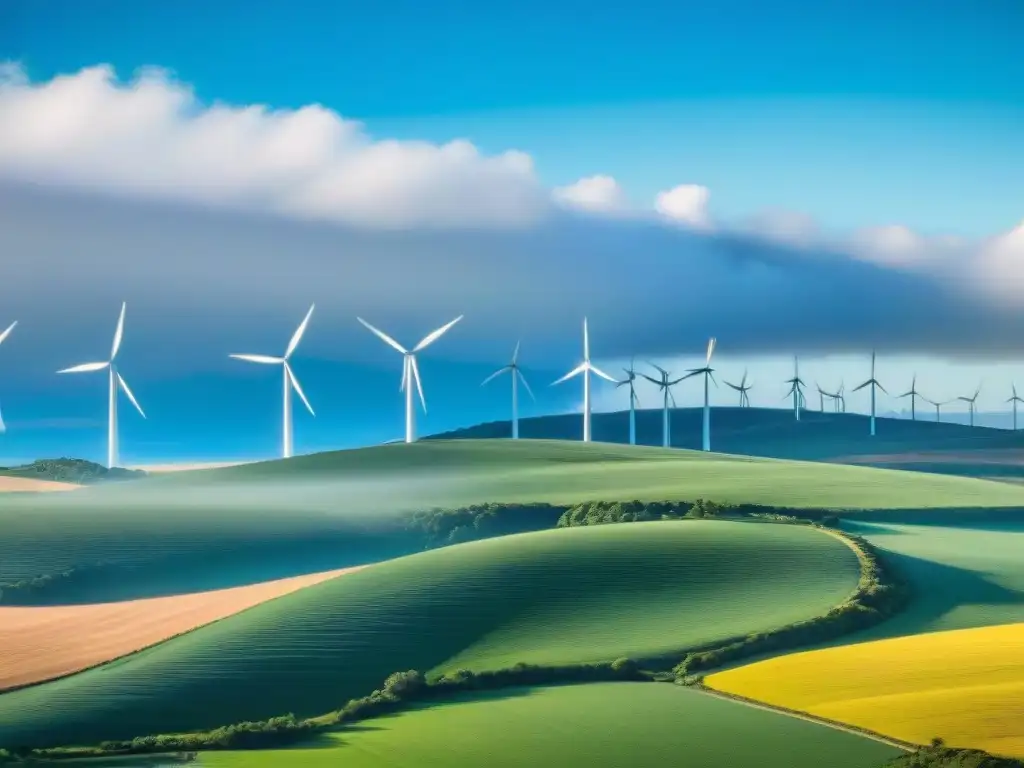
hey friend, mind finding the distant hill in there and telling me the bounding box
[0,458,147,485]
[429,407,1024,479]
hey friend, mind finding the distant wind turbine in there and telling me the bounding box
[615,357,642,445]
[358,314,463,444]
[818,382,841,413]
[784,356,806,421]
[57,303,145,469]
[0,321,17,433]
[958,384,982,427]
[681,337,718,451]
[640,364,684,448]
[724,369,753,407]
[231,304,316,459]
[923,396,952,423]
[836,382,846,413]
[1008,384,1024,431]
[814,382,828,412]
[482,341,535,439]
[853,350,887,436]
[553,318,616,443]
[898,374,922,421]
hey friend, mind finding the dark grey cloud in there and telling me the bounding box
[0,181,1021,384]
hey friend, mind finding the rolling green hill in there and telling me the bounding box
[431,407,1024,469]
[0,458,146,485]
[0,521,861,748]
[3,439,1024,603]
[203,683,901,768]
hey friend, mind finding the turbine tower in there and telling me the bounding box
[836,382,846,413]
[819,382,841,412]
[898,374,922,421]
[57,303,146,469]
[923,396,951,423]
[552,318,616,443]
[814,382,829,412]
[230,304,316,459]
[958,384,982,427]
[640,364,684,448]
[615,357,642,445]
[482,341,535,439]
[681,337,718,451]
[358,315,463,444]
[853,350,887,436]
[1008,384,1024,431]
[724,369,753,407]
[784,356,806,421]
[0,321,17,433]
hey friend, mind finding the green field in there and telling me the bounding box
[0,521,861,748]
[202,683,901,768]
[4,439,1024,602]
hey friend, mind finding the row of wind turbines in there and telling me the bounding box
[1,306,1022,468]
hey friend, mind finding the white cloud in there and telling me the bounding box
[654,184,712,229]
[552,175,628,214]
[0,64,549,229]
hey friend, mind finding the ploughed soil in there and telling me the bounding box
[0,566,364,691]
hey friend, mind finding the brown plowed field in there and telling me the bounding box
[0,566,364,691]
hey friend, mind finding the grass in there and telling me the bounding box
[201,683,901,768]
[3,439,1024,601]
[0,520,861,748]
[205,684,897,768]
[706,621,1024,759]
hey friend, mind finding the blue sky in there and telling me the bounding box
[1,0,1023,463]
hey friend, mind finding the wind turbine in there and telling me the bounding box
[724,369,753,407]
[853,350,887,436]
[552,318,616,443]
[819,382,841,413]
[640,364,684,448]
[482,341,535,439]
[836,382,846,413]
[681,337,718,451]
[923,396,951,423]
[615,357,642,444]
[958,384,982,427]
[358,315,463,444]
[0,321,17,433]
[230,304,316,459]
[898,374,922,421]
[1008,384,1024,431]
[814,382,829,412]
[784,356,806,421]
[57,303,145,469]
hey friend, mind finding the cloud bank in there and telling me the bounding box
[1,64,1023,380]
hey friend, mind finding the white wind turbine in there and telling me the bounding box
[57,303,146,469]
[482,341,535,439]
[230,304,316,459]
[358,315,463,444]
[0,321,17,433]
[615,357,642,445]
[552,318,616,443]
[681,337,718,452]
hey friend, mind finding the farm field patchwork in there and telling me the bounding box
[706,621,1024,758]
[0,520,861,748]
[202,683,902,768]
[3,439,1024,602]
[0,566,361,691]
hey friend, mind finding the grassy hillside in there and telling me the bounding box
[432,407,1024,467]
[3,440,1024,603]
[0,458,146,484]
[203,683,901,768]
[0,521,861,748]
[707,621,1024,758]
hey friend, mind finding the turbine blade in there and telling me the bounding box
[285,304,315,360]
[111,302,127,360]
[357,317,407,354]
[589,364,617,383]
[552,362,587,385]
[876,381,888,395]
[679,370,702,381]
[706,337,717,363]
[638,373,661,385]
[0,321,17,347]
[709,371,718,387]
[117,373,146,419]
[517,368,536,400]
[413,315,463,353]
[285,362,315,416]
[230,354,284,365]
[740,368,748,386]
[512,340,521,365]
[669,389,677,408]
[410,356,427,412]
[400,356,408,392]
[724,381,741,391]
[481,366,510,386]
[650,362,668,377]
[0,401,4,433]
[58,361,109,374]
[583,317,590,361]
[852,380,871,392]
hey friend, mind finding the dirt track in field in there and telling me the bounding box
[0,477,82,492]
[0,566,364,691]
